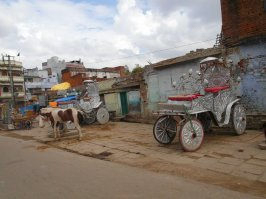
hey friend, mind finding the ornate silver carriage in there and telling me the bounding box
[153,57,247,152]
[57,80,109,127]
[77,80,109,125]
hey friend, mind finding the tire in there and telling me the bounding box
[231,104,246,135]
[25,120,32,130]
[96,107,109,124]
[153,115,177,144]
[179,119,204,152]
[83,116,96,124]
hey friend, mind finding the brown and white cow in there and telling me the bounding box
[39,107,84,140]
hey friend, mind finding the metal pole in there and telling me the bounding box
[8,55,15,109]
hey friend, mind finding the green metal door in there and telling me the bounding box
[120,92,128,115]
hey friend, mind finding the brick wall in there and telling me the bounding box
[221,0,266,46]
[247,114,266,130]
[62,72,84,87]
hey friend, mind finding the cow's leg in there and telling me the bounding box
[74,118,82,140]
[53,122,57,140]
[72,111,82,140]
[57,122,61,138]
[63,123,67,133]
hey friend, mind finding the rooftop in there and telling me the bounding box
[151,47,222,69]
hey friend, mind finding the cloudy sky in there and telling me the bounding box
[0,0,221,70]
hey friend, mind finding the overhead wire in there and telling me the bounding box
[86,38,216,65]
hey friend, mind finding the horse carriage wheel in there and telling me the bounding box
[153,115,177,144]
[232,104,246,135]
[25,120,32,130]
[96,107,109,124]
[83,115,96,124]
[179,119,204,152]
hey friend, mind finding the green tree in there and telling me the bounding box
[131,64,144,74]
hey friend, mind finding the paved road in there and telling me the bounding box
[0,135,263,199]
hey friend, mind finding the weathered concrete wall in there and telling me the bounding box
[146,59,206,117]
[104,93,122,116]
[226,42,266,114]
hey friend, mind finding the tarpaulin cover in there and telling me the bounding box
[55,96,76,102]
[51,82,71,91]
[19,104,40,115]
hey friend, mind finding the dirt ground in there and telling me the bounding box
[1,121,266,198]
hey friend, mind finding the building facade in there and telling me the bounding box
[98,74,145,120]
[42,57,86,83]
[62,67,121,88]
[220,0,266,128]
[102,66,128,77]
[24,67,58,95]
[0,56,25,105]
[42,56,66,82]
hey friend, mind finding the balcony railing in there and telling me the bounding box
[0,92,25,98]
[0,60,23,67]
[0,66,23,71]
[25,82,57,89]
[0,76,24,82]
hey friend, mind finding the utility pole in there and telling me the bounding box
[7,55,15,109]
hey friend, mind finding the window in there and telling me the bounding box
[3,87,9,92]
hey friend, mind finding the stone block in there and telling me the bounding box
[232,170,259,181]
[208,162,235,174]
[172,156,196,165]
[246,159,266,167]
[219,157,244,166]
[258,173,266,183]
[195,157,219,169]
[237,164,264,175]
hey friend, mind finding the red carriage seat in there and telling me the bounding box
[168,94,202,101]
[204,85,230,93]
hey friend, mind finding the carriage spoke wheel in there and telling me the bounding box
[153,115,177,144]
[84,115,96,124]
[83,110,96,124]
[232,104,246,135]
[96,107,109,124]
[25,120,32,130]
[179,119,204,152]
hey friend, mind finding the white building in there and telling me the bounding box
[24,67,58,94]
[42,56,66,82]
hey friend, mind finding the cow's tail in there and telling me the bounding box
[77,111,84,124]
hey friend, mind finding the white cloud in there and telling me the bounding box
[0,0,221,70]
